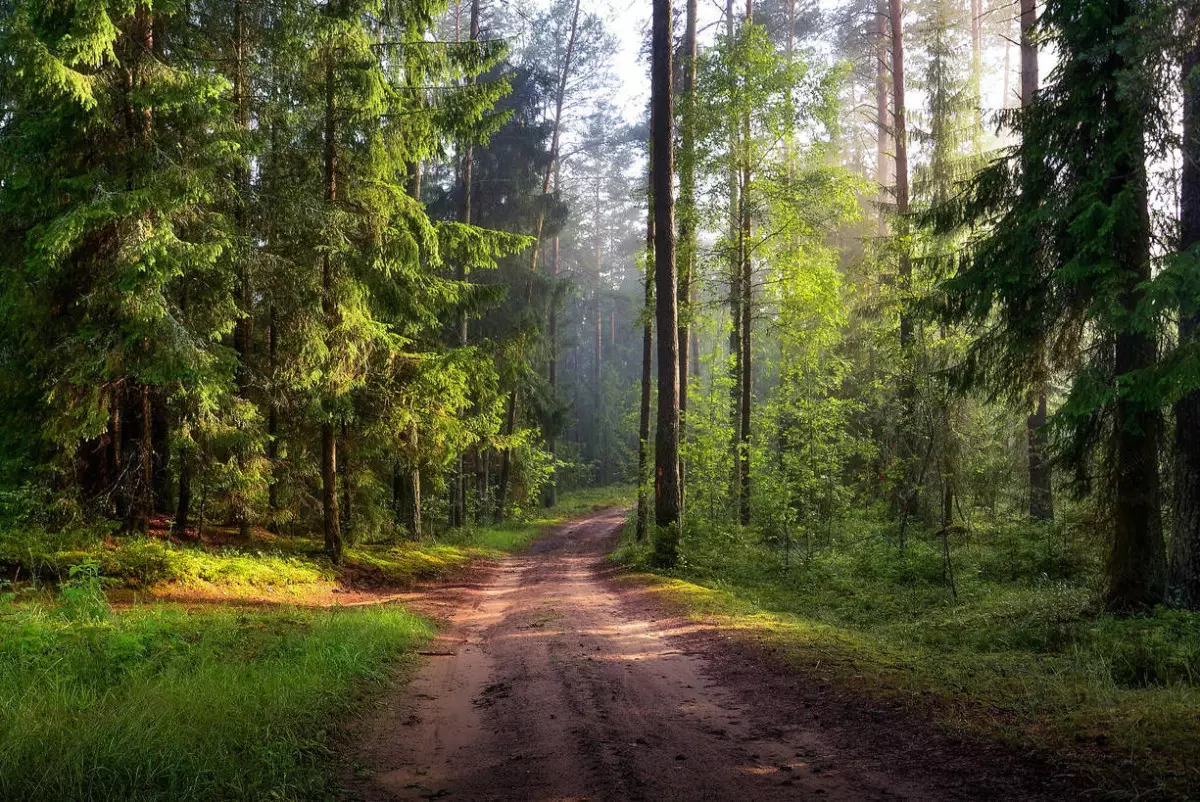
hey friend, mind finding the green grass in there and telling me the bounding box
[0,485,629,800]
[615,514,1200,799]
[1,486,632,600]
[0,588,433,800]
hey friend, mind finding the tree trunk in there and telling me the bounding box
[875,0,889,234]
[173,447,192,539]
[232,0,252,539]
[1106,8,1164,610]
[545,230,560,508]
[267,304,280,521]
[1020,0,1054,524]
[1171,13,1200,608]
[637,166,655,542]
[889,0,916,529]
[321,36,343,564]
[738,0,753,527]
[652,0,682,561]
[726,0,742,503]
[451,0,481,528]
[678,0,699,512]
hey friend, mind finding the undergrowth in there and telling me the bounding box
[1,486,631,599]
[614,510,1200,799]
[0,571,432,800]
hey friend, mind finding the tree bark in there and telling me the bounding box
[875,0,889,234]
[451,0,481,528]
[1171,10,1200,608]
[232,0,252,539]
[1020,0,1054,524]
[638,164,655,542]
[321,32,343,564]
[652,0,682,560]
[1106,3,1164,610]
[726,0,742,503]
[678,0,699,512]
[738,0,753,526]
[889,0,916,532]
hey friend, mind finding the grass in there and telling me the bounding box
[0,579,433,800]
[0,485,629,800]
[614,513,1200,800]
[1,485,632,602]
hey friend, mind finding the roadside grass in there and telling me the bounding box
[614,513,1200,800]
[0,486,629,800]
[0,578,433,801]
[1,486,632,601]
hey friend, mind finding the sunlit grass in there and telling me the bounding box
[2,486,632,602]
[0,599,433,801]
[615,516,1200,798]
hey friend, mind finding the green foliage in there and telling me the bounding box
[616,507,1200,795]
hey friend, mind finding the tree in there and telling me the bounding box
[1020,0,1054,524]
[936,0,1170,610]
[652,0,682,562]
[1171,1,1200,607]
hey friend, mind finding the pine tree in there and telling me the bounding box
[936,0,1172,610]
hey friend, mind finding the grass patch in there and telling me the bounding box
[0,590,432,800]
[2,486,631,601]
[615,515,1200,799]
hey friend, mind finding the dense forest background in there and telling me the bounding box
[3,0,1200,798]
[4,0,1199,609]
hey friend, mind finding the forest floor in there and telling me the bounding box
[341,508,1076,802]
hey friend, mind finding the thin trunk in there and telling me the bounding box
[1020,0,1053,523]
[451,0,480,528]
[726,0,742,496]
[267,305,279,518]
[1171,11,1200,608]
[875,0,889,234]
[321,35,343,564]
[173,448,192,538]
[890,0,916,529]
[652,0,682,559]
[232,0,252,539]
[545,229,560,508]
[678,0,699,512]
[738,0,753,526]
[637,172,654,542]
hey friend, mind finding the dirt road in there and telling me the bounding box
[344,508,1068,801]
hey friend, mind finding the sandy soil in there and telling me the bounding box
[342,507,1075,802]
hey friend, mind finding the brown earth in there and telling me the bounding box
[341,507,1078,802]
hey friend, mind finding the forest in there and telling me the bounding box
[1,0,1200,799]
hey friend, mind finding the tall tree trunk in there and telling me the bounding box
[545,226,561,508]
[1171,11,1200,608]
[1020,0,1053,524]
[678,0,699,513]
[451,0,480,528]
[875,0,889,234]
[496,0,581,519]
[637,171,654,542]
[1106,4,1164,610]
[173,446,192,539]
[889,0,916,533]
[267,304,280,521]
[321,36,343,564]
[726,0,742,502]
[231,0,252,539]
[738,0,753,526]
[652,0,682,561]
